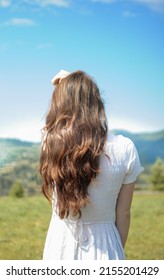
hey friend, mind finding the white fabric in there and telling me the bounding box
[51,69,70,85]
[43,133,143,260]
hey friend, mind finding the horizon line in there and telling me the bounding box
[0,128,163,143]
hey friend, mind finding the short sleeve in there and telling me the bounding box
[123,140,144,184]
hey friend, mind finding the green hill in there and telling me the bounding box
[0,138,35,147]
[113,130,164,165]
[1,130,163,167]
[0,130,164,195]
[0,138,39,167]
[0,138,41,196]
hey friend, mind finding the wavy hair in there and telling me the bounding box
[39,71,108,219]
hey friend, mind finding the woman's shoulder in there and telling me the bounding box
[104,132,143,180]
[104,132,136,160]
[106,132,133,147]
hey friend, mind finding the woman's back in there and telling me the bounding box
[43,133,143,260]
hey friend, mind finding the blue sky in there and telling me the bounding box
[0,0,164,141]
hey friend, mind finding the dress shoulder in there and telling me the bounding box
[106,132,134,146]
[105,133,144,184]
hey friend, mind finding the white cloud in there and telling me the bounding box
[24,0,70,7]
[133,0,164,13]
[90,0,164,13]
[123,10,138,17]
[0,0,70,10]
[0,0,10,7]
[91,0,115,3]
[4,18,36,26]
[133,0,164,5]
[37,43,53,49]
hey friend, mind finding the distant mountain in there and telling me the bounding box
[0,130,164,167]
[0,138,40,167]
[113,129,164,142]
[113,129,164,165]
[0,138,41,196]
[0,131,163,195]
[0,138,38,147]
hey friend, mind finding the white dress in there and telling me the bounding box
[43,134,143,260]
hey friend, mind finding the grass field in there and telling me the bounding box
[0,193,163,260]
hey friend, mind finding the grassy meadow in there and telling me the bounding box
[0,193,163,260]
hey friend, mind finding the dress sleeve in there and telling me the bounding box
[123,140,144,184]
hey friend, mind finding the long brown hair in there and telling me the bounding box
[39,70,108,219]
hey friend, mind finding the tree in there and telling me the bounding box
[9,181,24,198]
[150,158,164,191]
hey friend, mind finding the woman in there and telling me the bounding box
[40,70,143,260]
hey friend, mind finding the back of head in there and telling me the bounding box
[40,70,108,219]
